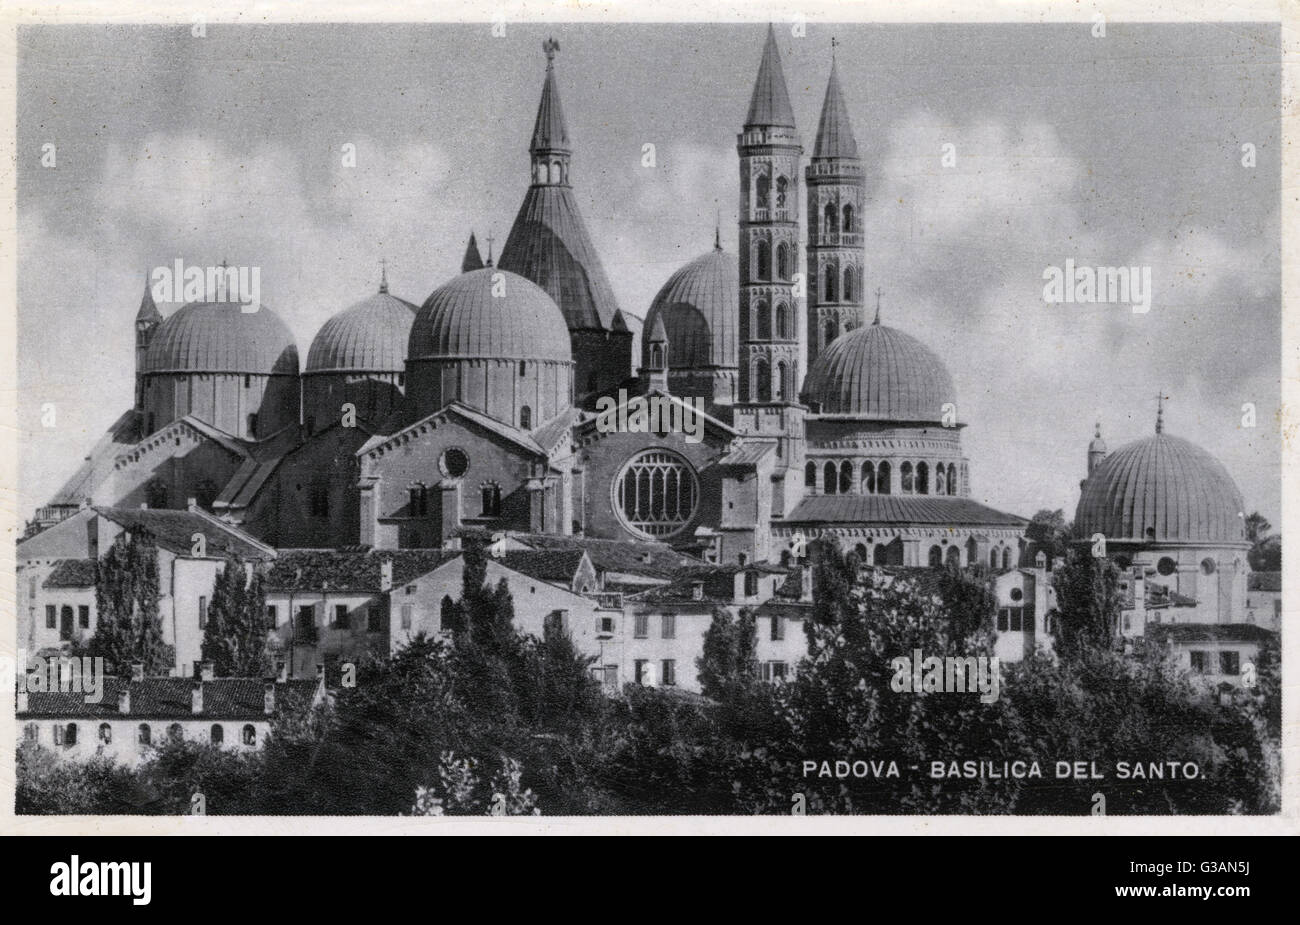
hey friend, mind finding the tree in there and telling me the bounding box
[1051,548,1123,659]
[202,556,272,677]
[88,530,172,676]
[1244,511,1281,571]
[1026,508,1072,564]
[697,606,758,700]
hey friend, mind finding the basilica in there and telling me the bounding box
[24,27,1238,586]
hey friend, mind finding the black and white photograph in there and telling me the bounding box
[4,3,1292,836]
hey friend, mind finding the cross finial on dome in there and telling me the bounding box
[714,210,722,251]
[1156,392,1167,434]
[378,257,389,294]
[831,35,838,61]
[873,287,883,325]
[543,37,559,67]
[1094,420,1102,439]
[485,230,496,267]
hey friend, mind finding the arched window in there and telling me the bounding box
[824,319,838,349]
[755,359,771,402]
[842,203,854,233]
[138,724,151,746]
[480,483,502,517]
[757,301,772,339]
[242,725,256,746]
[65,723,78,746]
[519,405,531,429]
[823,462,837,495]
[210,724,224,745]
[916,462,929,495]
[98,723,111,744]
[650,343,665,369]
[805,461,817,489]
[861,461,875,494]
[947,546,962,567]
[824,266,837,302]
[146,479,168,509]
[1002,548,1012,570]
[756,240,771,280]
[168,723,183,743]
[775,362,788,400]
[843,266,854,302]
[947,464,957,495]
[929,545,943,567]
[756,173,771,208]
[776,243,789,280]
[775,303,788,339]
[775,175,788,208]
[839,461,853,494]
[518,360,527,377]
[901,462,914,493]
[614,449,699,539]
[877,461,892,494]
[990,549,999,569]
[936,466,947,495]
[853,543,868,561]
[824,202,837,236]
[873,544,888,566]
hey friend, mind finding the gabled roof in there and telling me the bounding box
[813,57,859,159]
[577,388,737,441]
[745,24,796,129]
[486,531,703,580]
[43,559,96,589]
[531,407,579,457]
[19,677,321,720]
[94,506,277,561]
[1147,622,1277,644]
[359,401,546,461]
[117,414,250,466]
[264,548,460,592]
[785,495,1028,528]
[46,409,140,508]
[498,549,589,586]
[718,441,777,467]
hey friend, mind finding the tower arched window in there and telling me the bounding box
[947,463,958,496]
[824,266,837,302]
[756,173,770,209]
[843,203,854,233]
[861,461,875,494]
[839,461,853,494]
[775,361,788,400]
[843,266,854,303]
[481,483,502,517]
[947,546,961,567]
[757,301,771,339]
[901,462,914,493]
[805,461,817,489]
[916,462,929,495]
[823,462,837,495]
[756,240,771,281]
[775,175,788,208]
[776,243,789,280]
[1002,548,1012,570]
[824,319,838,349]
[755,359,771,403]
[936,465,947,495]
[775,303,788,339]
[519,405,531,430]
[877,461,892,495]
[990,549,999,570]
[518,360,527,377]
[824,202,837,236]
[650,343,665,370]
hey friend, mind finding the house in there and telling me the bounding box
[1244,571,1281,631]
[991,567,1057,663]
[1145,623,1277,691]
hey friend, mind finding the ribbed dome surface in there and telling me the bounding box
[409,268,572,363]
[642,248,739,370]
[306,291,417,373]
[143,302,298,375]
[1075,434,1246,545]
[802,324,955,422]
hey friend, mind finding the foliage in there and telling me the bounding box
[86,530,172,676]
[201,556,272,677]
[1051,548,1122,659]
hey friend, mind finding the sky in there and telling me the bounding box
[16,22,1282,528]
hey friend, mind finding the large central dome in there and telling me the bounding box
[1075,433,1247,545]
[642,246,738,370]
[409,267,572,364]
[144,301,298,376]
[802,323,955,423]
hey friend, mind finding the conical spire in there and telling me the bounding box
[744,25,796,129]
[137,270,162,323]
[813,55,859,159]
[461,233,484,273]
[648,311,668,343]
[530,37,570,153]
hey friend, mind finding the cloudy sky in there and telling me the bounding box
[17,22,1281,527]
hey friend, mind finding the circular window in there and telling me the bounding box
[612,449,699,539]
[439,448,469,478]
[1157,557,1177,576]
[1200,558,1216,575]
[1010,587,1024,602]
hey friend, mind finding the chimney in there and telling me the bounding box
[200,660,215,681]
[380,559,394,593]
[191,681,203,714]
[187,496,198,512]
[117,687,130,714]
[263,681,275,715]
[130,661,144,682]
[275,659,287,683]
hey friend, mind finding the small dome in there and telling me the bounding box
[144,302,298,375]
[409,268,571,364]
[642,248,739,370]
[802,323,955,422]
[306,291,417,374]
[1075,433,1246,545]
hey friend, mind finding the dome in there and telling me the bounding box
[306,291,417,374]
[802,323,955,422]
[642,247,738,370]
[1075,433,1246,545]
[143,301,298,376]
[409,267,572,364]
